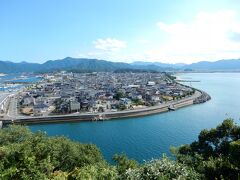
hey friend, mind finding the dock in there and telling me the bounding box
[177,80,200,82]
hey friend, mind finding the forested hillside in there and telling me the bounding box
[0,119,239,179]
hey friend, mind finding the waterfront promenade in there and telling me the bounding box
[0,92,11,114]
[1,90,207,126]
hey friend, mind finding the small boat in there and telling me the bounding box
[92,114,109,121]
[168,105,175,111]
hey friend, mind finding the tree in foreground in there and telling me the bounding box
[116,155,200,180]
[0,125,199,179]
[0,119,239,179]
[0,125,105,179]
[173,119,240,180]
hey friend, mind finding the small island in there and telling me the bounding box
[0,73,6,77]
[1,72,210,125]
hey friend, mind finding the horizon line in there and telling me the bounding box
[1,56,240,65]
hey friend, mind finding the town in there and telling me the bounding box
[16,72,195,117]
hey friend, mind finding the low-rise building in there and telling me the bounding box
[69,100,80,112]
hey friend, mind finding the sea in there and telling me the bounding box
[0,74,41,92]
[7,73,240,162]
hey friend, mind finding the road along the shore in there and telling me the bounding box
[1,90,210,126]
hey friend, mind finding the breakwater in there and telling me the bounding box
[193,91,211,104]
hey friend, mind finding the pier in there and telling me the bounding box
[176,80,200,82]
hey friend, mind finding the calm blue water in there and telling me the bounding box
[0,74,41,91]
[29,73,240,162]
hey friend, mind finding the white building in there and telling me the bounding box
[147,81,155,86]
[70,101,80,112]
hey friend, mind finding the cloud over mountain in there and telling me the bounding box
[154,10,240,63]
[93,38,127,52]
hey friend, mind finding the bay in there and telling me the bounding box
[0,74,41,92]
[29,73,240,162]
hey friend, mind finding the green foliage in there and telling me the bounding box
[175,119,240,180]
[114,68,158,73]
[1,119,239,179]
[164,73,176,81]
[123,156,200,180]
[229,140,240,165]
[132,98,144,106]
[117,104,127,111]
[68,163,118,180]
[114,91,125,100]
[0,125,104,179]
[113,154,200,179]
[0,125,32,145]
[112,154,138,175]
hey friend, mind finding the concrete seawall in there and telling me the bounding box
[2,98,196,126]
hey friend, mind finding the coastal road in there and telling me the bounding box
[0,92,12,121]
[3,90,203,125]
[0,92,11,105]
[0,92,11,112]
[7,95,18,118]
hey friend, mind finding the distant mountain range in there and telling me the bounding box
[131,59,240,71]
[183,59,240,71]
[0,57,175,73]
[0,57,240,73]
[131,61,186,68]
[0,57,130,73]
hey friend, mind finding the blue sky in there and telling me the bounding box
[1,0,240,63]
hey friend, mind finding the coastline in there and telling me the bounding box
[1,90,210,126]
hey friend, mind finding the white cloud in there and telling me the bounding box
[139,38,150,45]
[153,10,240,63]
[78,11,240,64]
[93,38,127,52]
[77,38,128,62]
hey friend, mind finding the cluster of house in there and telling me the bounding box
[18,72,194,116]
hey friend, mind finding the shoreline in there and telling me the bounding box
[1,90,210,126]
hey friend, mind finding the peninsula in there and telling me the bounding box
[0,72,210,125]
